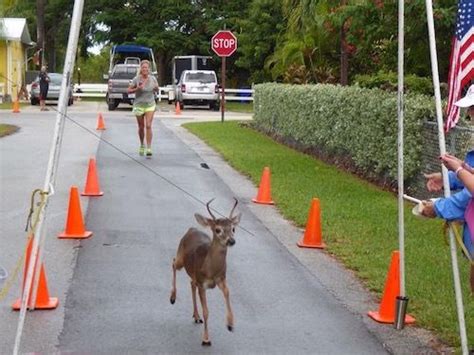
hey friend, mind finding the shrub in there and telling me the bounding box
[253,83,435,184]
[353,71,434,96]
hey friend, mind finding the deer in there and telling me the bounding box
[170,198,241,346]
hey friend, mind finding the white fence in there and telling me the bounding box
[73,84,254,102]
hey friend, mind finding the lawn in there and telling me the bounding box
[0,102,27,110]
[0,124,19,137]
[184,120,473,350]
[225,101,253,113]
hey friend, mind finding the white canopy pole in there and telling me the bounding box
[424,1,468,353]
[12,1,85,354]
[397,0,406,299]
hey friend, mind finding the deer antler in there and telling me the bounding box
[206,198,217,220]
[229,198,238,218]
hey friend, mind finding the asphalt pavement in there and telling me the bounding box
[0,101,449,354]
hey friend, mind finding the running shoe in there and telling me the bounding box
[139,145,145,156]
[146,148,152,157]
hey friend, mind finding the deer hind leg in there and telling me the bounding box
[191,281,203,323]
[218,280,234,331]
[170,257,183,304]
[198,286,211,346]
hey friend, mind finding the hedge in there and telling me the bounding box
[353,71,435,96]
[253,83,435,184]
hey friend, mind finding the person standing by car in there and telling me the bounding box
[39,66,50,111]
[128,60,159,157]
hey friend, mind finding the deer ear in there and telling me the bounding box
[195,213,211,227]
[231,213,242,225]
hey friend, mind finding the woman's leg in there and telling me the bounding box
[40,92,44,110]
[136,115,145,145]
[144,110,155,147]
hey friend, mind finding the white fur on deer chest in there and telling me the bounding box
[199,250,227,289]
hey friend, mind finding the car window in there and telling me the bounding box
[185,72,216,83]
[111,66,138,79]
[49,74,63,85]
[34,73,63,84]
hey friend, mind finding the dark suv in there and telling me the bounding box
[105,64,139,110]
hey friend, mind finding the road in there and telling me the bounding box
[0,101,446,354]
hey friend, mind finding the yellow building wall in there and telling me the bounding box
[0,40,26,100]
[10,41,25,100]
[0,41,7,100]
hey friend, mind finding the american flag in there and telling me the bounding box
[445,0,474,131]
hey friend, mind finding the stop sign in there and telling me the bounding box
[211,30,237,57]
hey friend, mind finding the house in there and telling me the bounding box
[0,18,35,102]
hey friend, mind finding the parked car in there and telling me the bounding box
[105,64,139,110]
[176,70,219,110]
[30,72,74,106]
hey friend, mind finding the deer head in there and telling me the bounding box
[194,198,241,247]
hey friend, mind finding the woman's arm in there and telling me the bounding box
[127,84,137,94]
[128,77,142,94]
[441,154,474,194]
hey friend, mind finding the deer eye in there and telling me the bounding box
[232,227,235,233]
[215,227,223,235]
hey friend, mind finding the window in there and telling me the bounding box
[185,72,216,83]
[111,66,139,79]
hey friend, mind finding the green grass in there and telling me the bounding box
[225,101,253,113]
[78,96,105,102]
[0,102,27,110]
[0,124,19,137]
[184,121,473,350]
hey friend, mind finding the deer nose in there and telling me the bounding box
[227,238,236,246]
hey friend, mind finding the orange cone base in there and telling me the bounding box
[81,191,104,197]
[58,230,92,239]
[12,297,59,310]
[367,310,416,324]
[297,238,326,249]
[251,198,274,205]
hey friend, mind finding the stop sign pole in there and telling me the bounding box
[211,30,237,123]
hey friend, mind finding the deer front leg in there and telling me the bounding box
[198,286,211,346]
[191,281,203,323]
[217,280,234,331]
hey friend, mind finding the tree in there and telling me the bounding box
[87,0,250,85]
[36,0,46,67]
[236,0,284,83]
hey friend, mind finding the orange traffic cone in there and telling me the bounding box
[252,167,274,204]
[81,158,104,196]
[175,102,181,115]
[12,99,20,113]
[368,251,415,324]
[58,186,93,239]
[12,236,58,310]
[297,198,325,248]
[96,113,106,130]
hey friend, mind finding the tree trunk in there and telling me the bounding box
[339,0,348,86]
[157,52,166,86]
[46,33,56,72]
[340,25,348,86]
[36,0,46,67]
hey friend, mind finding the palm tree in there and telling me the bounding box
[268,0,374,85]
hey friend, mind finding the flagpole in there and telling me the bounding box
[424,1,468,353]
[395,0,413,331]
[397,0,405,300]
